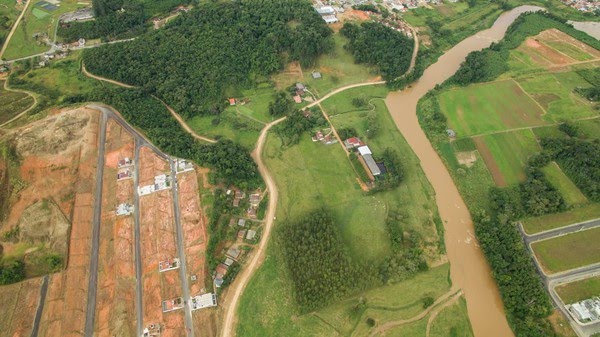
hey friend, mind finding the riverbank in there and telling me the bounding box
[385,5,544,337]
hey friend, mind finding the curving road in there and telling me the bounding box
[219,116,286,337]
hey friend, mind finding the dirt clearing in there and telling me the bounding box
[0,277,43,337]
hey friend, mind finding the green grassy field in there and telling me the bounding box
[545,41,594,61]
[186,110,262,150]
[517,72,597,122]
[237,261,458,337]
[556,277,600,304]
[228,84,277,123]
[302,34,379,98]
[3,0,89,60]
[320,85,388,116]
[472,129,540,187]
[0,0,22,48]
[522,203,600,234]
[532,227,600,274]
[541,161,588,206]
[0,80,34,124]
[429,297,474,337]
[439,80,545,137]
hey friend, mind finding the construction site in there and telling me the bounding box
[0,105,214,337]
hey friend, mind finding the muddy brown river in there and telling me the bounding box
[385,6,543,337]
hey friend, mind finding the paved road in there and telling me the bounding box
[519,218,600,244]
[30,275,49,337]
[133,142,144,336]
[220,117,286,337]
[170,159,195,336]
[83,109,107,336]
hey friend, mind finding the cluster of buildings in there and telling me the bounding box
[344,137,385,180]
[312,128,338,145]
[567,297,600,324]
[230,189,263,219]
[561,0,600,12]
[138,174,172,196]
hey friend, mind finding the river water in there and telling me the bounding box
[569,21,600,39]
[385,5,543,337]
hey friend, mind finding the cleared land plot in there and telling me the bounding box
[517,71,597,122]
[187,110,262,150]
[93,120,137,336]
[138,147,186,335]
[532,227,600,274]
[0,277,43,337]
[472,129,540,187]
[439,80,545,137]
[0,80,34,124]
[522,203,600,234]
[3,0,89,59]
[556,276,600,304]
[541,161,588,206]
[539,29,600,62]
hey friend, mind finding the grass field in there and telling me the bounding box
[320,85,388,116]
[3,0,89,60]
[517,72,597,122]
[0,0,22,48]
[228,83,276,123]
[0,80,34,124]
[532,227,600,274]
[186,110,262,150]
[439,80,545,137]
[429,297,474,337]
[472,129,540,187]
[541,161,588,206]
[237,262,461,337]
[522,203,600,234]
[556,277,600,304]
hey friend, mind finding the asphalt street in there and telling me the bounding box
[30,275,49,337]
[520,218,600,244]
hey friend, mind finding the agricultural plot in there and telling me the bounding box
[472,129,540,187]
[517,71,598,122]
[532,227,600,274]
[541,161,588,206]
[3,0,89,60]
[521,203,600,234]
[438,80,545,137]
[556,276,600,304]
[0,80,34,124]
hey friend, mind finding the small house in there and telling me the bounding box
[344,137,364,149]
[249,194,260,207]
[293,95,302,104]
[246,229,257,240]
[237,230,246,239]
[446,129,456,138]
[238,218,246,227]
[295,83,306,91]
[214,277,224,288]
[216,263,228,276]
[229,98,236,106]
[224,257,234,266]
[226,247,241,260]
[312,71,322,79]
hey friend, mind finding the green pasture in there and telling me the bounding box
[320,84,388,116]
[228,83,276,123]
[0,80,34,124]
[556,277,600,304]
[517,72,597,122]
[532,227,600,274]
[439,80,545,137]
[302,34,379,98]
[186,110,262,150]
[429,297,474,337]
[237,262,458,337]
[4,0,89,60]
[473,129,540,186]
[522,203,600,234]
[541,161,588,206]
[0,0,22,47]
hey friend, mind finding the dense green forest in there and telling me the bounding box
[372,148,405,192]
[90,87,261,188]
[58,0,191,41]
[341,21,414,81]
[83,0,333,117]
[279,209,368,312]
[541,137,600,202]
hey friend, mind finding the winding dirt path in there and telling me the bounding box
[425,291,462,337]
[368,290,463,337]
[0,77,37,128]
[219,117,286,337]
[81,63,216,143]
[0,0,31,59]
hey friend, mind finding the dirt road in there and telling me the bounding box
[82,64,217,144]
[0,0,31,59]
[219,117,286,337]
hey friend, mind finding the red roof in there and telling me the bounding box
[346,137,363,146]
[293,95,302,104]
[229,98,236,105]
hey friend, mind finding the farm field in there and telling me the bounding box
[0,80,34,124]
[472,129,540,186]
[531,227,600,274]
[541,161,588,206]
[3,0,90,60]
[521,203,600,234]
[438,80,545,137]
[556,276,600,304]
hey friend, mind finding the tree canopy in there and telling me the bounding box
[83,0,333,117]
